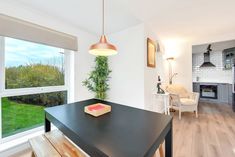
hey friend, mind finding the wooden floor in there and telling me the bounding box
[171,102,235,157]
[10,102,235,157]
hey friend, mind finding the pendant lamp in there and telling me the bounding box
[89,0,117,56]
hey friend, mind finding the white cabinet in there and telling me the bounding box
[149,93,170,114]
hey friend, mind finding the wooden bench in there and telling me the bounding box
[29,130,164,157]
[29,130,87,157]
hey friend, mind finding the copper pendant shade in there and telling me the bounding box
[89,0,117,56]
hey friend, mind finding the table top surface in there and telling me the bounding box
[45,99,172,157]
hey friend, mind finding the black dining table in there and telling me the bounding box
[45,99,172,157]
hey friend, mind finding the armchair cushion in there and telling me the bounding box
[180,98,196,106]
[166,84,189,98]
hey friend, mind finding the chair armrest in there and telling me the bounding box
[169,93,181,106]
[169,93,180,99]
[189,92,200,103]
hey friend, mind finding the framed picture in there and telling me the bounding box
[147,38,156,68]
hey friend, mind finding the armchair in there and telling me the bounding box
[166,84,199,119]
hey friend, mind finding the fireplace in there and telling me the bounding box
[200,85,218,99]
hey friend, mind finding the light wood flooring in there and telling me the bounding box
[154,101,235,157]
[10,102,235,157]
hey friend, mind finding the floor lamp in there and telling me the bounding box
[167,57,177,84]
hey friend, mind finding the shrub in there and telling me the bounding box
[5,64,66,107]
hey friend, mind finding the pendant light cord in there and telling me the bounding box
[102,0,105,35]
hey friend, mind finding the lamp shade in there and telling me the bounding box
[89,35,117,56]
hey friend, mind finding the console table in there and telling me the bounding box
[153,92,170,115]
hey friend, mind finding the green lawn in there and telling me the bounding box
[2,98,44,137]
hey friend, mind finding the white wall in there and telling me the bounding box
[73,36,95,101]
[108,24,145,109]
[161,40,193,91]
[143,30,193,108]
[144,26,165,109]
[107,24,167,110]
[0,1,96,102]
[173,43,192,91]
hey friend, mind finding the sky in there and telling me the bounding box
[5,37,64,69]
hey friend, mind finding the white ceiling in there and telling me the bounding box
[4,0,235,43]
[139,0,235,43]
[13,0,141,35]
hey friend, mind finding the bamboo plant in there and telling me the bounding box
[83,56,111,100]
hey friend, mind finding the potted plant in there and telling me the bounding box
[83,56,111,100]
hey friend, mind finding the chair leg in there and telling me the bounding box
[167,107,170,115]
[179,109,181,120]
[196,108,198,118]
[31,151,35,157]
[159,144,164,157]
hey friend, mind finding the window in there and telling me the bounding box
[0,36,71,141]
[1,91,67,138]
[5,37,65,89]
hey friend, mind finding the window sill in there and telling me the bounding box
[0,129,43,152]
[0,125,56,153]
